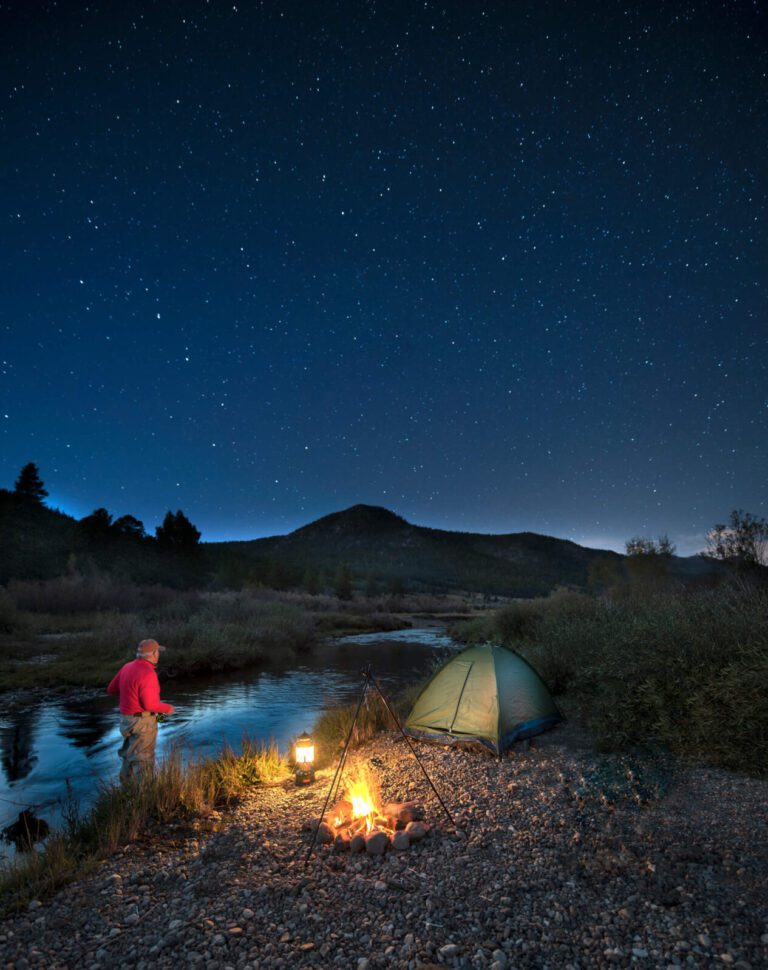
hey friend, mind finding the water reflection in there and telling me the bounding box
[0,628,453,845]
[57,697,115,752]
[0,710,39,782]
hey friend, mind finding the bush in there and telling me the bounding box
[521,583,768,775]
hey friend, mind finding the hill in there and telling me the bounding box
[210,503,626,596]
[1,494,725,597]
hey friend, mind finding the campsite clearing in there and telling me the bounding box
[1,723,766,969]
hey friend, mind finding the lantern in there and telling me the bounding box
[294,732,315,785]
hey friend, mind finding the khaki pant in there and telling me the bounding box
[118,714,158,783]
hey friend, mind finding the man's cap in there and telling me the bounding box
[137,638,165,655]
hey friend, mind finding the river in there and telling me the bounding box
[0,627,456,854]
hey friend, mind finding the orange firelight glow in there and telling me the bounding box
[334,764,384,835]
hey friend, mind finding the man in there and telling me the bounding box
[107,638,176,783]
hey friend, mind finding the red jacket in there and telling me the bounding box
[107,658,174,715]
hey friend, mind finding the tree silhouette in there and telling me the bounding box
[155,510,201,551]
[79,507,114,538]
[13,463,47,505]
[707,509,768,567]
[113,514,146,539]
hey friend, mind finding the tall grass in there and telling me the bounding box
[454,582,768,776]
[311,653,449,761]
[0,589,318,689]
[0,738,287,914]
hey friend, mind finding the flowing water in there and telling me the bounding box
[0,627,456,855]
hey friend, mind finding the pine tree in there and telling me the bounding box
[14,463,48,505]
[155,510,201,550]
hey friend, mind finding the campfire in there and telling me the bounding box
[307,763,428,855]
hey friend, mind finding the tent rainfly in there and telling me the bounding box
[404,643,562,755]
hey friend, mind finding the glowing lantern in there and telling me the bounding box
[294,732,315,786]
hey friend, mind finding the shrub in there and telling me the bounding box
[520,583,768,776]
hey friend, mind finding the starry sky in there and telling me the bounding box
[1,1,766,555]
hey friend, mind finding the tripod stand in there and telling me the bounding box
[305,664,455,865]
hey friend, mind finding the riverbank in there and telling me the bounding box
[1,724,766,969]
[0,584,471,692]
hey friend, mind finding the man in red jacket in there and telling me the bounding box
[107,638,176,783]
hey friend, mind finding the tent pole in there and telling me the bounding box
[368,670,456,829]
[304,666,370,865]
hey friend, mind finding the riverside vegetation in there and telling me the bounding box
[450,581,768,778]
[0,739,287,914]
[0,574,468,691]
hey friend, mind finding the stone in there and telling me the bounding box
[405,821,427,842]
[382,801,425,824]
[317,822,335,844]
[374,880,387,891]
[392,830,410,851]
[365,829,389,856]
[334,832,351,852]
[438,943,460,959]
[350,834,366,854]
[492,949,508,969]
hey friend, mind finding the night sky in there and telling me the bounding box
[1,2,765,555]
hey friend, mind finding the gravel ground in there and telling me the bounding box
[1,722,766,970]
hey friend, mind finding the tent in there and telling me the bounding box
[404,643,562,755]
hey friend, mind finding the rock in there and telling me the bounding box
[382,801,425,824]
[632,948,649,958]
[374,880,387,891]
[350,833,366,854]
[317,822,335,844]
[124,913,139,926]
[242,908,255,919]
[168,919,183,931]
[334,832,351,852]
[405,821,427,842]
[365,829,389,856]
[391,830,410,851]
[439,942,460,959]
[492,949,508,969]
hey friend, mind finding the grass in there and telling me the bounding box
[310,653,447,764]
[0,737,288,914]
[452,581,768,777]
[0,578,456,691]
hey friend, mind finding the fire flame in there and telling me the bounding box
[340,764,382,834]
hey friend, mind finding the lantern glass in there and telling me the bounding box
[295,734,314,765]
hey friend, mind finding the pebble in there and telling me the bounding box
[0,732,766,970]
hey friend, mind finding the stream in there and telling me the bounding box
[0,627,456,855]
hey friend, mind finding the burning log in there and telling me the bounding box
[306,762,430,856]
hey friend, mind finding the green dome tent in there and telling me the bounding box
[404,643,562,755]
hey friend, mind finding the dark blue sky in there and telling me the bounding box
[1,1,765,554]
